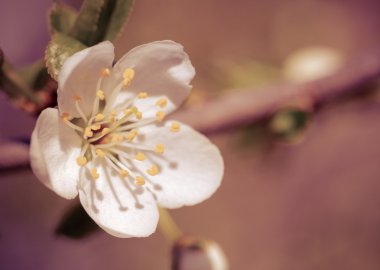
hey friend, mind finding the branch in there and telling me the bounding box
[174,49,380,135]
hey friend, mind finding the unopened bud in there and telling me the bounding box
[172,236,228,270]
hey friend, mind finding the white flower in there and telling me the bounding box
[30,41,224,238]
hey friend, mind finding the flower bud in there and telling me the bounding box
[172,236,229,270]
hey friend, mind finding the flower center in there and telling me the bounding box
[61,67,181,187]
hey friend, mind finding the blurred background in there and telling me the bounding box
[1,0,380,269]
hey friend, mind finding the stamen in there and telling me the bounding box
[120,169,129,177]
[87,127,111,144]
[76,156,87,166]
[156,98,168,108]
[61,113,71,122]
[95,113,105,121]
[135,111,142,120]
[170,122,181,132]
[74,96,88,122]
[115,118,156,132]
[123,68,135,87]
[131,106,138,114]
[155,144,165,154]
[124,108,133,116]
[61,113,84,132]
[135,152,146,161]
[84,127,94,139]
[100,68,110,77]
[135,176,145,186]
[126,129,138,141]
[91,168,100,180]
[147,164,159,176]
[101,128,111,136]
[137,92,148,99]
[97,90,105,101]
[91,124,101,131]
[95,149,106,158]
[111,134,125,143]
[156,111,165,122]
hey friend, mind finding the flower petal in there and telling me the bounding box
[78,158,159,237]
[30,108,82,199]
[135,121,224,208]
[104,40,195,118]
[58,41,115,117]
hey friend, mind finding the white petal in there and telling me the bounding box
[78,158,159,238]
[58,41,115,117]
[30,108,82,199]
[135,121,224,208]
[104,40,195,118]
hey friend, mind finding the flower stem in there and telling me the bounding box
[158,208,183,243]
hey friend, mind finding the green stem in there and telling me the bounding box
[158,208,183,243]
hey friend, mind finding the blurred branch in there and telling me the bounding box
[2,49,380,171]
[174,49,380,135]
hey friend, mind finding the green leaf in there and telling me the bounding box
[48,1,78,34]
[69,0,134,46]
[45,32,86,80]
[56,203,100,239]
[69,0,105,46]
[104,0,134,41]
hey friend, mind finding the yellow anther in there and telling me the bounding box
[135,152,146,161]
[155,144,165,154]
[135,111,142,120]
[61,113,71,122]
[156,98,168,108]
[120,169,129,177]
[170,122,181,132]
[131,106,138,114]
[91,124,101,131]
[101,128,110,136]
[100,68,110,77]
[123,68,135,87]
[96,90,105,100]
[123,68,135,80]
[137,92,148,99]
[84,127,94,138]
[74,95,82,101]
[156,111,165,122]
[76,156,87,166]
[147,164,159,176]
[91,168,99,180]
[109,111,116,122]
[135,176,145,186]
[124,108,133,116]
[95,113,105,121]
[126,129,138,141]
[111,134,125,143]
[95,149,106,158]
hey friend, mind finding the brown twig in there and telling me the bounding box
[173,49,380,135]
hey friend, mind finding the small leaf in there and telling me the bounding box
[269,108,311,142]
[69,0,105,46]
[48,1,78,34]
[104,0,134,41]
[45,32,86,80]
[69,0,135,46]
[56,203,99,239]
